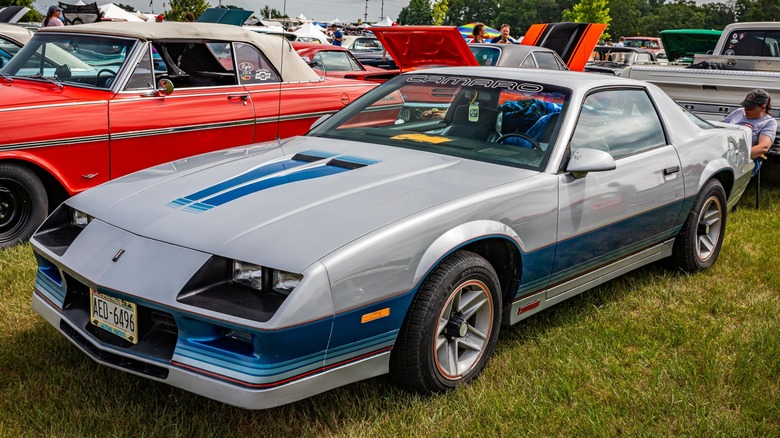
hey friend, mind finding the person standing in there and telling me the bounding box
[331,24,344,46]
[490,24,515,44]
[722,88,777,173]
[470,23,487,43]
[617,37,625,47]
[43,5,64,27]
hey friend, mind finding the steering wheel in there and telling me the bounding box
[96,69,117,88]
[495,133,541,151]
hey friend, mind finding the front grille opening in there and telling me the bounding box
[60,322,169,380]
[60,275,179,361]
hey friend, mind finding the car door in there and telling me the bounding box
[107,41,255,179]
[549,88,683,298]
[233,42,284,142]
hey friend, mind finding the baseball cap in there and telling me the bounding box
[741,88,770,108]
[48,5,62,14]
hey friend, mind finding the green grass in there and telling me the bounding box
[1,175,779,437]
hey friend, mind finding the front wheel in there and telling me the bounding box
[0,164,48,248]
[670,179,726,272]
[390,250,502,394]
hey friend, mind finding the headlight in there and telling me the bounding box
[232,260,302,296]
[71,208,92,228]
[232,261,263,290]
[273,270,303,295]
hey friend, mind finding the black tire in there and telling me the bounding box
[0,164,48,248]
[670,179,727,272]
[390,250,502,394]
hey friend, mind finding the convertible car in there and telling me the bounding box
[32,68,752,409]
[0,22,375,247]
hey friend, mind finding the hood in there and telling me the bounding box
[70,137,536,273]
[659,29,722,62]
[0,80,110,109]
[521,22,606,71]
[369,26,478,71]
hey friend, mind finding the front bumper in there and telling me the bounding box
[32,290,391,409]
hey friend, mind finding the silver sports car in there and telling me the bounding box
[31,67,753,409]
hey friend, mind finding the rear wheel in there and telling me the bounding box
[0,164,48,248]
[670,179,726,272]
[390,250,502,393]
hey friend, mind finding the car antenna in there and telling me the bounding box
[275,0,287,141]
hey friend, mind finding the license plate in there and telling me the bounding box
[90,290,138,344]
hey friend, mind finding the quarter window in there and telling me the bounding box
[570,89,666,159]
[234,42,280,84]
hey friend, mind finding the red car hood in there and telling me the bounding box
[369,26,478,71]
[0,79,109,109]
[371,23,605,72]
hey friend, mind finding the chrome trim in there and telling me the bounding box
[110,119,255,140]
[256,111,335,124]
[0,134,109,151]
[0,100,108,113]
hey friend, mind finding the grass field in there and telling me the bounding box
[1,173,778,437]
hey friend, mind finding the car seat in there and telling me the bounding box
[442,103,500,141]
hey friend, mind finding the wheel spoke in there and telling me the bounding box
[447,340,460,376]
[699,234,715,254]
[467,324,487,342]
[460,333,484,352]
[460,293,488,320]
[702,208,720,226]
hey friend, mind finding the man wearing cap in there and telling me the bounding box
[331,24,343,46]
[43,5,64,27]
[723,89,777,164]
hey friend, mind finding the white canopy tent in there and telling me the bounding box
[373,17,393,26]
[99,4,145,22]
[329,17,341,25]
[293,22,329,44]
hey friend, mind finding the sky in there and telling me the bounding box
[32,0,723,24]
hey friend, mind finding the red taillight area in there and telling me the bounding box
[517,300,541,315]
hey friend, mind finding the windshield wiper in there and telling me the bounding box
[29,74,64,90]
[0,72,13,83]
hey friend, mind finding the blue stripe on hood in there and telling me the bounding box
[167,151,379,214]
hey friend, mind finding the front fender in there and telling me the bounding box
[413,220,524,284]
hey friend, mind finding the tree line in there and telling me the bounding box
[399,0,780,40]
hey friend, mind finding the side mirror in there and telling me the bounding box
[55,64,71,80]
[566,148,616,178]
[157,78,174,96]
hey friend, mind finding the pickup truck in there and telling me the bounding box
[621,22,780,151]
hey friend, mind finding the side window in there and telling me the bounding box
[234,42,280,85]
[520,54,535,68]
[0,37,22,66]
[534,52,560,70]
[346,53,364,71]
[725,30,780,57]
[124,44,155,90]
[571,89,666,159]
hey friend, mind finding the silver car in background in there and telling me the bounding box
[31,68,752,409]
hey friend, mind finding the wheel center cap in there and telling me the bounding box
[458,322,468,337]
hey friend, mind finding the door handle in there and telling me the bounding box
[663,166,680,175]
[227,94,249,101]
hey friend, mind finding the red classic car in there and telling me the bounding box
[292,42,399,82]
[0,22,376,247]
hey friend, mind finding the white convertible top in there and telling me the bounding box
[38,22,320,82]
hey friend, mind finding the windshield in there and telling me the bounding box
[2,33,137,89]
[309,73,571,171]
